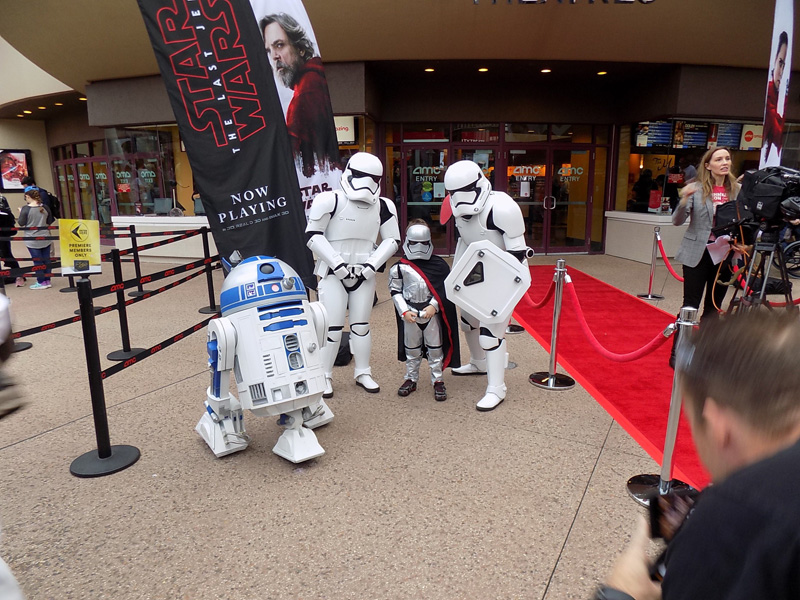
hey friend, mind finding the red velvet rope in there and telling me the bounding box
[657,238,684,283]
[518,278,556,310]
[565,281,671,362]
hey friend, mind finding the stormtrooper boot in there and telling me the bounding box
[476,343,507,412]
[452,325,486,375]
[351,328,380,393]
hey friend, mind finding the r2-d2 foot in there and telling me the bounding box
[274,409,325,463]
[196,400,250,457]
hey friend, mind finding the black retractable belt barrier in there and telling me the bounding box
[106,249,146,361]
[128,225,152,297]
[70,277,140,478]
[198,227,219,315]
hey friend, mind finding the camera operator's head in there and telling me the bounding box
[677,312,800,481]
[698,147,740,202]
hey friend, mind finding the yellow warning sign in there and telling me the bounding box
[59,219,102,275]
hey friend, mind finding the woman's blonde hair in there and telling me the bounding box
[697,147,740,203]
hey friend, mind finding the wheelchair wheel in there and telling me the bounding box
[779,240,800,278]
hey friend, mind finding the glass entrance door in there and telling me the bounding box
[505,146,596,253]
[404,147,450,254]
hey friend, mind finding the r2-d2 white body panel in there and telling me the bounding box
[196,256,332,463]
[445,240,531,324]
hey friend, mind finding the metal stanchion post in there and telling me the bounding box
[128,225,151,297]
[627,306,699,506]
[198,227,219,315]
[70,277,140,477]
[529,259,576,390]
[638,227,665,300]
[107,249,146,361]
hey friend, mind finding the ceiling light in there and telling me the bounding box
[17,114,24,118]
[23,110,32,114]
[38,106,46,110]
[54,102,63,106]
[541,69,551,73]
[478,67,489,72]
[597,71,608,76]
[79,97,87,101]
[424,68,434,72]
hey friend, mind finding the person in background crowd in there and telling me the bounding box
[630,169,657,213]
[762,31,788,163]
[17,190,54,290]
[19,176,52,213]
[0,196,23,287]
[669,146,740,367]
[595,311,800,600]
[679,155,697,184]
[260,12,339,178]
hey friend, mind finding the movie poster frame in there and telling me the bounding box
[0,149,34,192]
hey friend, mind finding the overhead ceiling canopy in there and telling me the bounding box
[0,0,789,93]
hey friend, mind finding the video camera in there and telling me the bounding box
[713,166,800,239]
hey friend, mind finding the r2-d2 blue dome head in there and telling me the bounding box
[219,256,306,317]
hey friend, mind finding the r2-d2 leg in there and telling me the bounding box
[196,323,250,457]
[274,408,325,463]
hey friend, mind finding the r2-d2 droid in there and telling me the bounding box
[195,256,333,463]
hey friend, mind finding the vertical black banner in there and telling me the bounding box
[136,0,314,286]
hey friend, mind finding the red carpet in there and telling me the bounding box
[513,266,710,489]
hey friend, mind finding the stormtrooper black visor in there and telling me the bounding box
[448,178,481,207]
[408,240,431,249]
[349,168,381,194]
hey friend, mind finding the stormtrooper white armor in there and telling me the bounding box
[195,256,333,463]
[444,160,533,411]
[389,223,445,389]
[306,152,401,397]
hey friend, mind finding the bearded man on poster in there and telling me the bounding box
[260,12,339,179]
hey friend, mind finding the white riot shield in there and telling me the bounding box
[445,240,531,324]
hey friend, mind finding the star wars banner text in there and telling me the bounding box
[136,0,314,285]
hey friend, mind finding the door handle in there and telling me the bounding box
[546,195,556,210]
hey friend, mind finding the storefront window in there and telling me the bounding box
[75,143,90,158]
[403,124,450,143]
[550,124,592,144]
[384,124,402,145]
[619,119,762,213]
[91,141,105,156]
[453,123,499,143]
[505,123,548,143]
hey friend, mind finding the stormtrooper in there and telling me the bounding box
[443,160,533,411]
[306,152,401,397]
[195,255,333,463]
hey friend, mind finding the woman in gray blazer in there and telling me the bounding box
[670,147,740,365]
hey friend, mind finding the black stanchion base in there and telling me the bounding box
[506,324,526,334]
[198,306,219,314]
[529,371,576,390]
[12,341,32,353]
[128,289,154,298]
[637,293,665,300]
[107,348,146,361]
[70,444,140,478]
[626,474,694,507]
[59,286,78,293]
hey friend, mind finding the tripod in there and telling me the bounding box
[727,224,795,313]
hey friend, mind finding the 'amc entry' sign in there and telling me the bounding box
[59,219,101,275]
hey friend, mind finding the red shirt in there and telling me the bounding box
[712,185,728,208]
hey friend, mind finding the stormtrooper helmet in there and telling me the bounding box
[444,160,491,218]
[403,221,433,261]
[341,152,383,204]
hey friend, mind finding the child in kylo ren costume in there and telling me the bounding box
[388,220,460,401]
